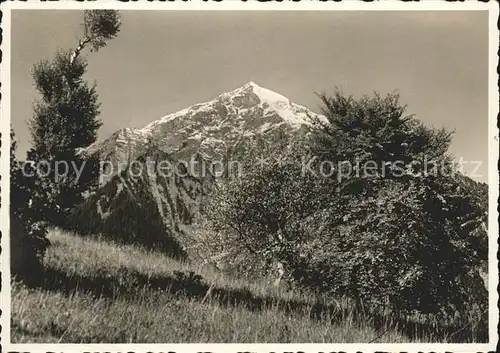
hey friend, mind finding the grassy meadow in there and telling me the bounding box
[11,229,486,343]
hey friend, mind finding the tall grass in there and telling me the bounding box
[10,229,482,343]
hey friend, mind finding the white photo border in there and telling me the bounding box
[1,1,498,352]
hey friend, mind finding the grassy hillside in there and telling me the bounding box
[11,229,485,343]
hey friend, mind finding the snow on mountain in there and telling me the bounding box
[73,82,325,256]
[87,82,325,181]
[85,127,151,171]
[142,81,319,132]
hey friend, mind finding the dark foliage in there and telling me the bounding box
[10,130,49,279]
[199,135,327,278]
[27,10,120,228]
[303,90,488,316]
[203,89,488,319]
[82,10,121,52]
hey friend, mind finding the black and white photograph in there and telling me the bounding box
[0,1,498,351]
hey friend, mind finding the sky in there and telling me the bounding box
[10,10,489,181]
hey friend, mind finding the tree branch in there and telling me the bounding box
[69,37,92,66]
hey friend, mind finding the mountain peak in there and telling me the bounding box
[142,80,326,144]
[241,81,268,91]
[88,82,326,181]
[221,81,298,111]
[243,81,259,87]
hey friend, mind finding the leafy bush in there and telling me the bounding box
[296,178,487,316]
[10,131,50,279]
[200,89,488,318]
[197,136,325,280]
[304,90,488,316]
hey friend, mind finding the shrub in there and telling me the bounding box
[10,131,49,279]
[302,89,488,316]
[197,136,326,280]
[200,88,488,318]
[295,178,487,316]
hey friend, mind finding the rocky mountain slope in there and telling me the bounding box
[86,82,324,183]
[70,150,214,258]
[72,82,324,255]
[72,82,489,267]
